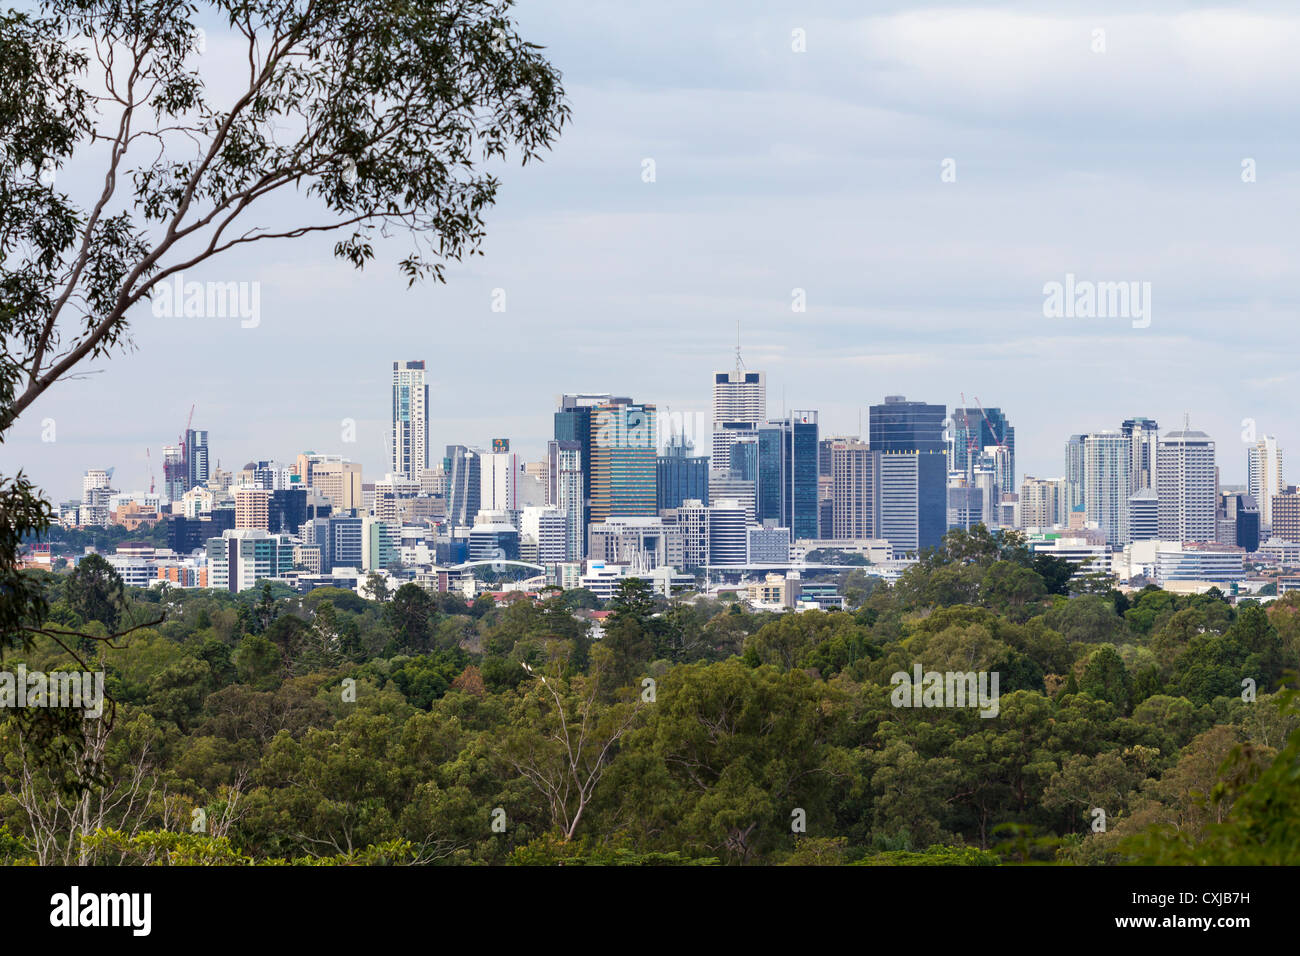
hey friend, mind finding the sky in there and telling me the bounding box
[7,0,1300,502]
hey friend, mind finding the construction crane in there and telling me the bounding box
[972,396,1008,452]
[957,392,979,482]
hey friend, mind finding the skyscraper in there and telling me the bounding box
[1247,436,1284,530]
[547,439,584,560]
[1084,431,1131,546]
[391,360,429,481]
[1065,434,1087,511]
[657,434,710,511]
[950,407,1015,489]
[869,396,946,549]
[766,411,820,540]
[444,444,480,529]
[1157,426,1217,543]
[712,341,766,465]
[1122,417,1160,494]
[185,428,209,490]
[555,393,626,534]
[479,440,519,512]
[589,399,658,521]
[830,440,879,539]
[162,445,186,501]
[870,396,946,453]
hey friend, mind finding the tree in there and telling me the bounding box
[499,653,646,842]
[0,0,568,667]
[64,552,124,629]
[383,583,435,652]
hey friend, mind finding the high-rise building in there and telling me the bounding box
[949,407,1015,489]
[657,434,709,512]
[1248,436,1284,530]
[205,529,294,593]
[589,399,658,521]
[297,454,363,512]
[1219,492,1260,552]
[1122,417,1160,494]
[1271,491,1300,544]
[708,472,757,521]
[1065,434,1087,511]
[711,346,766,465]
[1156,427,1217,543]
[161,445,186,502]
[391,360,429,481]
[870,396,946,453]
[830,440,879,539]
[444,445,481,529]
[1127,488,1159,543]
[869,397,946,549]
[707,499,748,565]
[1019,476,1068,529]
[185,428,209,490]
[764,411,820,540]
[234,487,271,531]
[480,442,519,513]
[1084,432,1131,546]
[556,393,626,534]
[547,439,584,560]
[878,451,947,554]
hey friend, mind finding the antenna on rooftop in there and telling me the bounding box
[735,320,745,373]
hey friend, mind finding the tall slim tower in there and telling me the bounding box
[712,329,766,465]
[1247,436,1284,530]
[1121,417,1160,494]
[185,428,209,490]
[391,360,429,481]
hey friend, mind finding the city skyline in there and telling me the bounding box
[5,3,1300,501]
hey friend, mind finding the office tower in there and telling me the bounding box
[708,472,757,520]
[1127,488,1159,543]
[444,445,481,529]
[674,499,710,567]
[657,434,709,511]
[546,440,584,559]
[950,407,1015,488]
[1247,436,1284,530]
[1156,426,1217,543]
[1084,432,1132,546]
[242,459,294,491]
[298,454,363,512]
[759,411,819,540]
[947,480,983,532]
[1219,492,1260,552]
[519,506,568,565]
[234,487,271,530]
[971,465,999,527]
[707,499,748,565]
[879,451,947,554]
[161,445,186,502]
[1122,417,1160,494]
[1019,476,1067,529]
[480,440,519,512]
[830,440,879,539]
[556,394,625,532]
[185,428,209,490]
[1065,434,1087,511]
[268,488,308,535]
[391,360,429,481]
[870,396,946,452]
[1270,492,1300,543]
[711,344,766,464]
[869,396,946,548]
[372,473,420,523]
[589,399,658,521]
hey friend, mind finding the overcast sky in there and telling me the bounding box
[7,0,1300,501]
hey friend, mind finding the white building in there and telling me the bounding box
[1248,436,1284,531]
[391,360,429,481]
[1156,427,1217,543]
